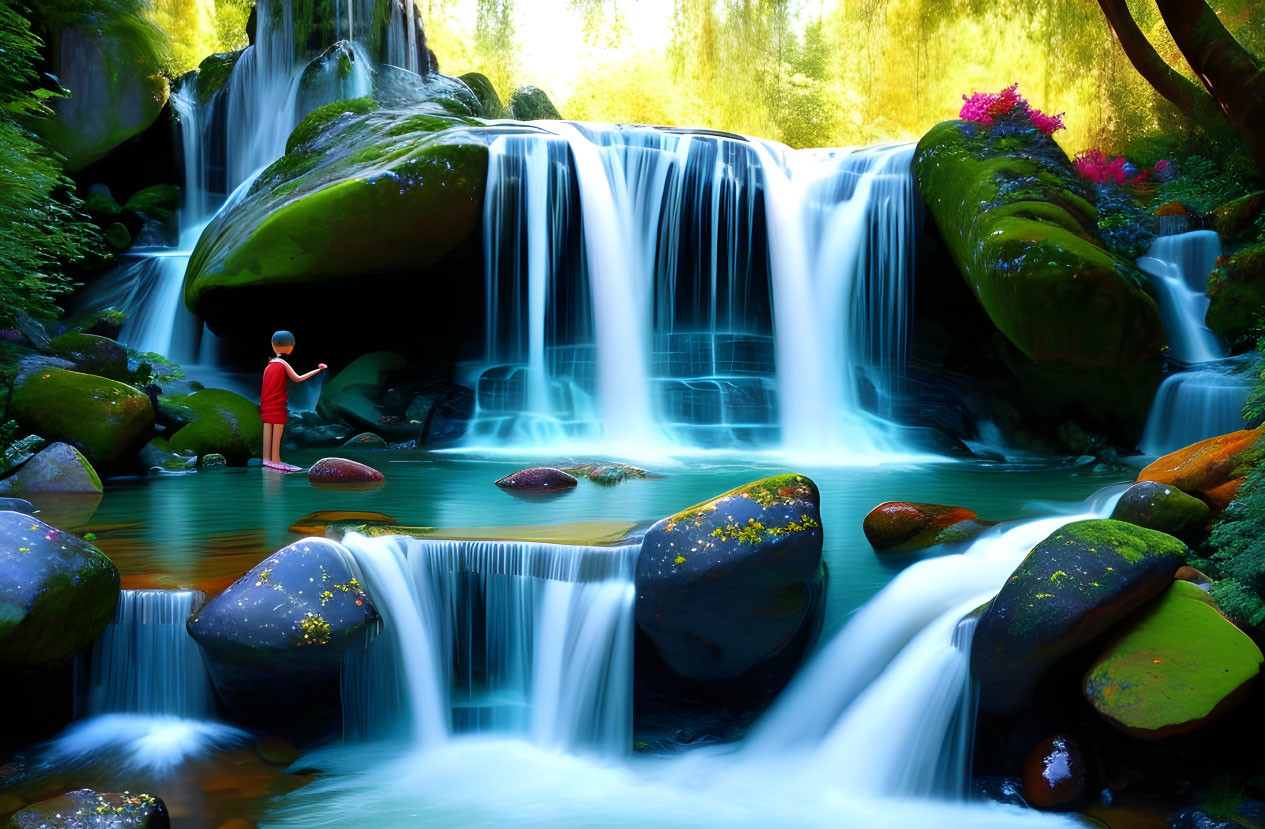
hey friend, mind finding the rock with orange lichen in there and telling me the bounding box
[187,538,377,712]
[862,501,992,552]
[1136,428,1263,510]
[634,474,825,683]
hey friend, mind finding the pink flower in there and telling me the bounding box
[960,84,1065,135]
[1026,108,1066,136]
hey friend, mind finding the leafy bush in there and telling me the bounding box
[1154,155,1256,213]
[1095,186,1158,260]
[0,0,104,326]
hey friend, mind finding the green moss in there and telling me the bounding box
[285,96,379,155]
[1206,240,1265,347]
[1084,580,1262,735]
[44,332,129,381]
[459,72,505,119]
[195,50,242,105]
[9,367,153,467]
[1048,519,1186,566]
[167,388,263,465]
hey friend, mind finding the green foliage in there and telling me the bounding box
[0,0,103,326]
[0,419,18,454]
[1154,155,1259,213]
[474,0,518,101]
[1196,439,1265,633]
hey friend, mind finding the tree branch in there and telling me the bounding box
[1094,0,1212,119]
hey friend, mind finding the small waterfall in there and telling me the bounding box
[341,535,638,757]
[469,126,919,455]
[1137,231,1224,365]
[1140,358,1253,455]
[81,590,214,718]
[746,498,1117,798]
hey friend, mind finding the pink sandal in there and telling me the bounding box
[263,460,303,473]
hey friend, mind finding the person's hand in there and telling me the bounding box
[318,363,328,371]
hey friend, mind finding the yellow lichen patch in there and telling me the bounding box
[319,589,335,606]
[298,612,332,645]
[673,555,686,565]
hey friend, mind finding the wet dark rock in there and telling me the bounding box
[308,457,385,485]
[0,442,102,496]
[495,467,578,492]
[971,519,1187,711]
[1170,797,1265,829]
[635,474,824,681]
[562,463,650,487]
[342,432,388,449]
[139,437,197,474]
[200,453,227,467]
[6,789,169,828]
[0,511,119,670]
[43,332,129,381]
[1110,481,1211,537]
[187,538,377,713]
[971,776,1028,807]
[1021,735,1087,809]
[419,383,474,447]
[0,497,37,514]
[0,435,47,475]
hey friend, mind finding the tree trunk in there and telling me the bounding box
[1154,0,1265,172]
[1094,0,1211,121]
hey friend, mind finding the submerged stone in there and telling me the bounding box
[1021,735,1087,810]
[862,501,991,552]
[187,538,377,711]
[1083,580,1262,739]
[0,511,119,670]
[971,519,1187,711]
[10,368,153,468]
[6,789,169,829]
[342,432,389,449]
[635,474,825,681]
[495,467,578,492]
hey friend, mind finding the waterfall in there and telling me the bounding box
[470,126,919,455]
[1137,231,1223,365]
[80,590,214,718]
[1136,231,1247,455]
[341,535,638,757]
[44,590,246,774]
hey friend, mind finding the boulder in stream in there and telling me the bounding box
[1137,427,1262,511]
[309,457,385,485]
[0,442,102,497]
[166,388,264,465]
[495,467,578,492]
[971,519,1187,711]
[9,368,154,468]
[862,501,992,552]
[1110,481,1210,537]
[0,510,120,670]
[6,789,169,829]
[187,538,378,714]
[635,474,825,682]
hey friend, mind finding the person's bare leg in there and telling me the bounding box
[262,423,275,463]
[271,423,285,465]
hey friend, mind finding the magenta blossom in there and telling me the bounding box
[960,83,1065,135]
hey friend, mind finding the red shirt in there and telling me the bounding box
[260,360,288,424]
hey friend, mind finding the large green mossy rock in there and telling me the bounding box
[508,86,561,120]
[33,26,168,172]
[10,368,153,468]
[1206,240,1265,348]
[635,474,825,682]
[184,73,488,341]
[166,389,263,465]
[0,511,120,670]
[193,50,243,105]
[1084,580,1262,739]
[914,121,1163,427]
[971,519,1187,711]
[460,72,505,119]
[43,332,129,382]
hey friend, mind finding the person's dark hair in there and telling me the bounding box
[271,330,295,348]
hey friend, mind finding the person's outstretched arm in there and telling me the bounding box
[280,360,328,382]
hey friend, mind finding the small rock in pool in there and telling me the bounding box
[495,467,578,492]
[200,452,227,467]
[309,457,385,484]
[862,501,989,552]
[342,431,388,449]
[1021,735,1086,809]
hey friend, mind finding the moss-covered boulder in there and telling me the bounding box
[1110,481,1211,537]
[191,49,243,105]
[42,332,129,381]
[971,519,1187,711]
[1210,191,1265,245]
[508,85,561,120]
[635,474,825,682]
[138,437,197,473]
[166,389,263,465]
[187,538,377,713]
[10,368,153,468]
[123,183,181,244]
[5,789,169,829]
[1083,580,1262,739]
[913,120,1163,433]
[1206,241,1265,349]
[0,511,120,670]
[184,76,488,348]
[32,25,168,172]
[862,501,992,552]
[1137,427,1262,511]
[316,352,408,430]
[0,443,102,497]
[460,72,505,118]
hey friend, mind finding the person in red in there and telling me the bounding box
[261,330,326,471]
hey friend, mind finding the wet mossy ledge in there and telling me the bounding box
[913,119,1164,440]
